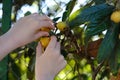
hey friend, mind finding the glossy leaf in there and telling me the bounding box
[53,17,61,22]
[108,40,120,75]
[62,0,76,21]
[1,0,12,33]
[27,42,37,51]
[115,40,120,70]
[68,4,114,28]
[85,17,110,41]
[24,11,31,16]
[93,0,106,4]
[0,0,12,80]
[109,49,118,75]
[61,49,68,58]
[68,7,87,27]
[97,23,119,63]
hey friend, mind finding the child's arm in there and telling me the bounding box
[0,13,55,60]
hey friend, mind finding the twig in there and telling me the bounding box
[92,61,104,80]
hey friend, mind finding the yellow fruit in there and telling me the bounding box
[56,22,67,31]
[40,37,50,48]
[40,27,50,32]
[35,27,50,42]
[110,10,120,23]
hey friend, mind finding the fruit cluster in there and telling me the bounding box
[38,21,67,49]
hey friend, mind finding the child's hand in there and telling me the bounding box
[35,36,67,80]
[0,13,54,60]
[8,13,54,47]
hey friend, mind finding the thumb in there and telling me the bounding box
[36,42,43,57]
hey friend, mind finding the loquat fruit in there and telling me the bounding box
[39,36,50,48]
[110,10,120,23]
[40,27,51,32]
[56,22,67,31]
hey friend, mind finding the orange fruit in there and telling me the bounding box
[35,27,50,42]
[56,22,67,31]
[110,10,120,23]
[40,27,50,32]
[40,37,50,48]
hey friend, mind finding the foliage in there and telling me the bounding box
[0,0,12,80]
[0,0,120,80]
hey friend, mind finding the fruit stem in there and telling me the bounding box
[116,0,120,10]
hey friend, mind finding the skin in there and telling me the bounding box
[0,13,54,60]
[0,13,67,80]
[35,36,66,80]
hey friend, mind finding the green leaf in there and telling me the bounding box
[115,41,120,64]
[93,0,106,4]
[99,68,110,80]
[85,17,110,41]
[61,49,68,58]
[24,11,31,16]
[0,0,12,80]
[28,55,35,72]
[62,0,77,21]
[68,7,87,27]
[0,58,8,80]
[1,0,12,34]
[11,61,21,78]
[108,40,120,75]
[68,4,114,28]
[27,42,37,51]
[97,23,119,63]
[52,17,61,22]
[109,49,119,75]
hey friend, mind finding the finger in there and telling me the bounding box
[35,31,49,39]
[25,13,39,18]
[55,42,60,50]
[55,42,61,56]
[31,13,53,21]
[37,15,53,21]
[46,36,57,49]
[26,13,53,22]
[60,60,67,69]
[36,42,43,57]
[30,13,39,16]
[57,60,67,73]
[38,21,55,29]
[62,60,67,68]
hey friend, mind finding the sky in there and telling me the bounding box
[0,3,2,19]
[16,0,86,20]
[0,0,87,19]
